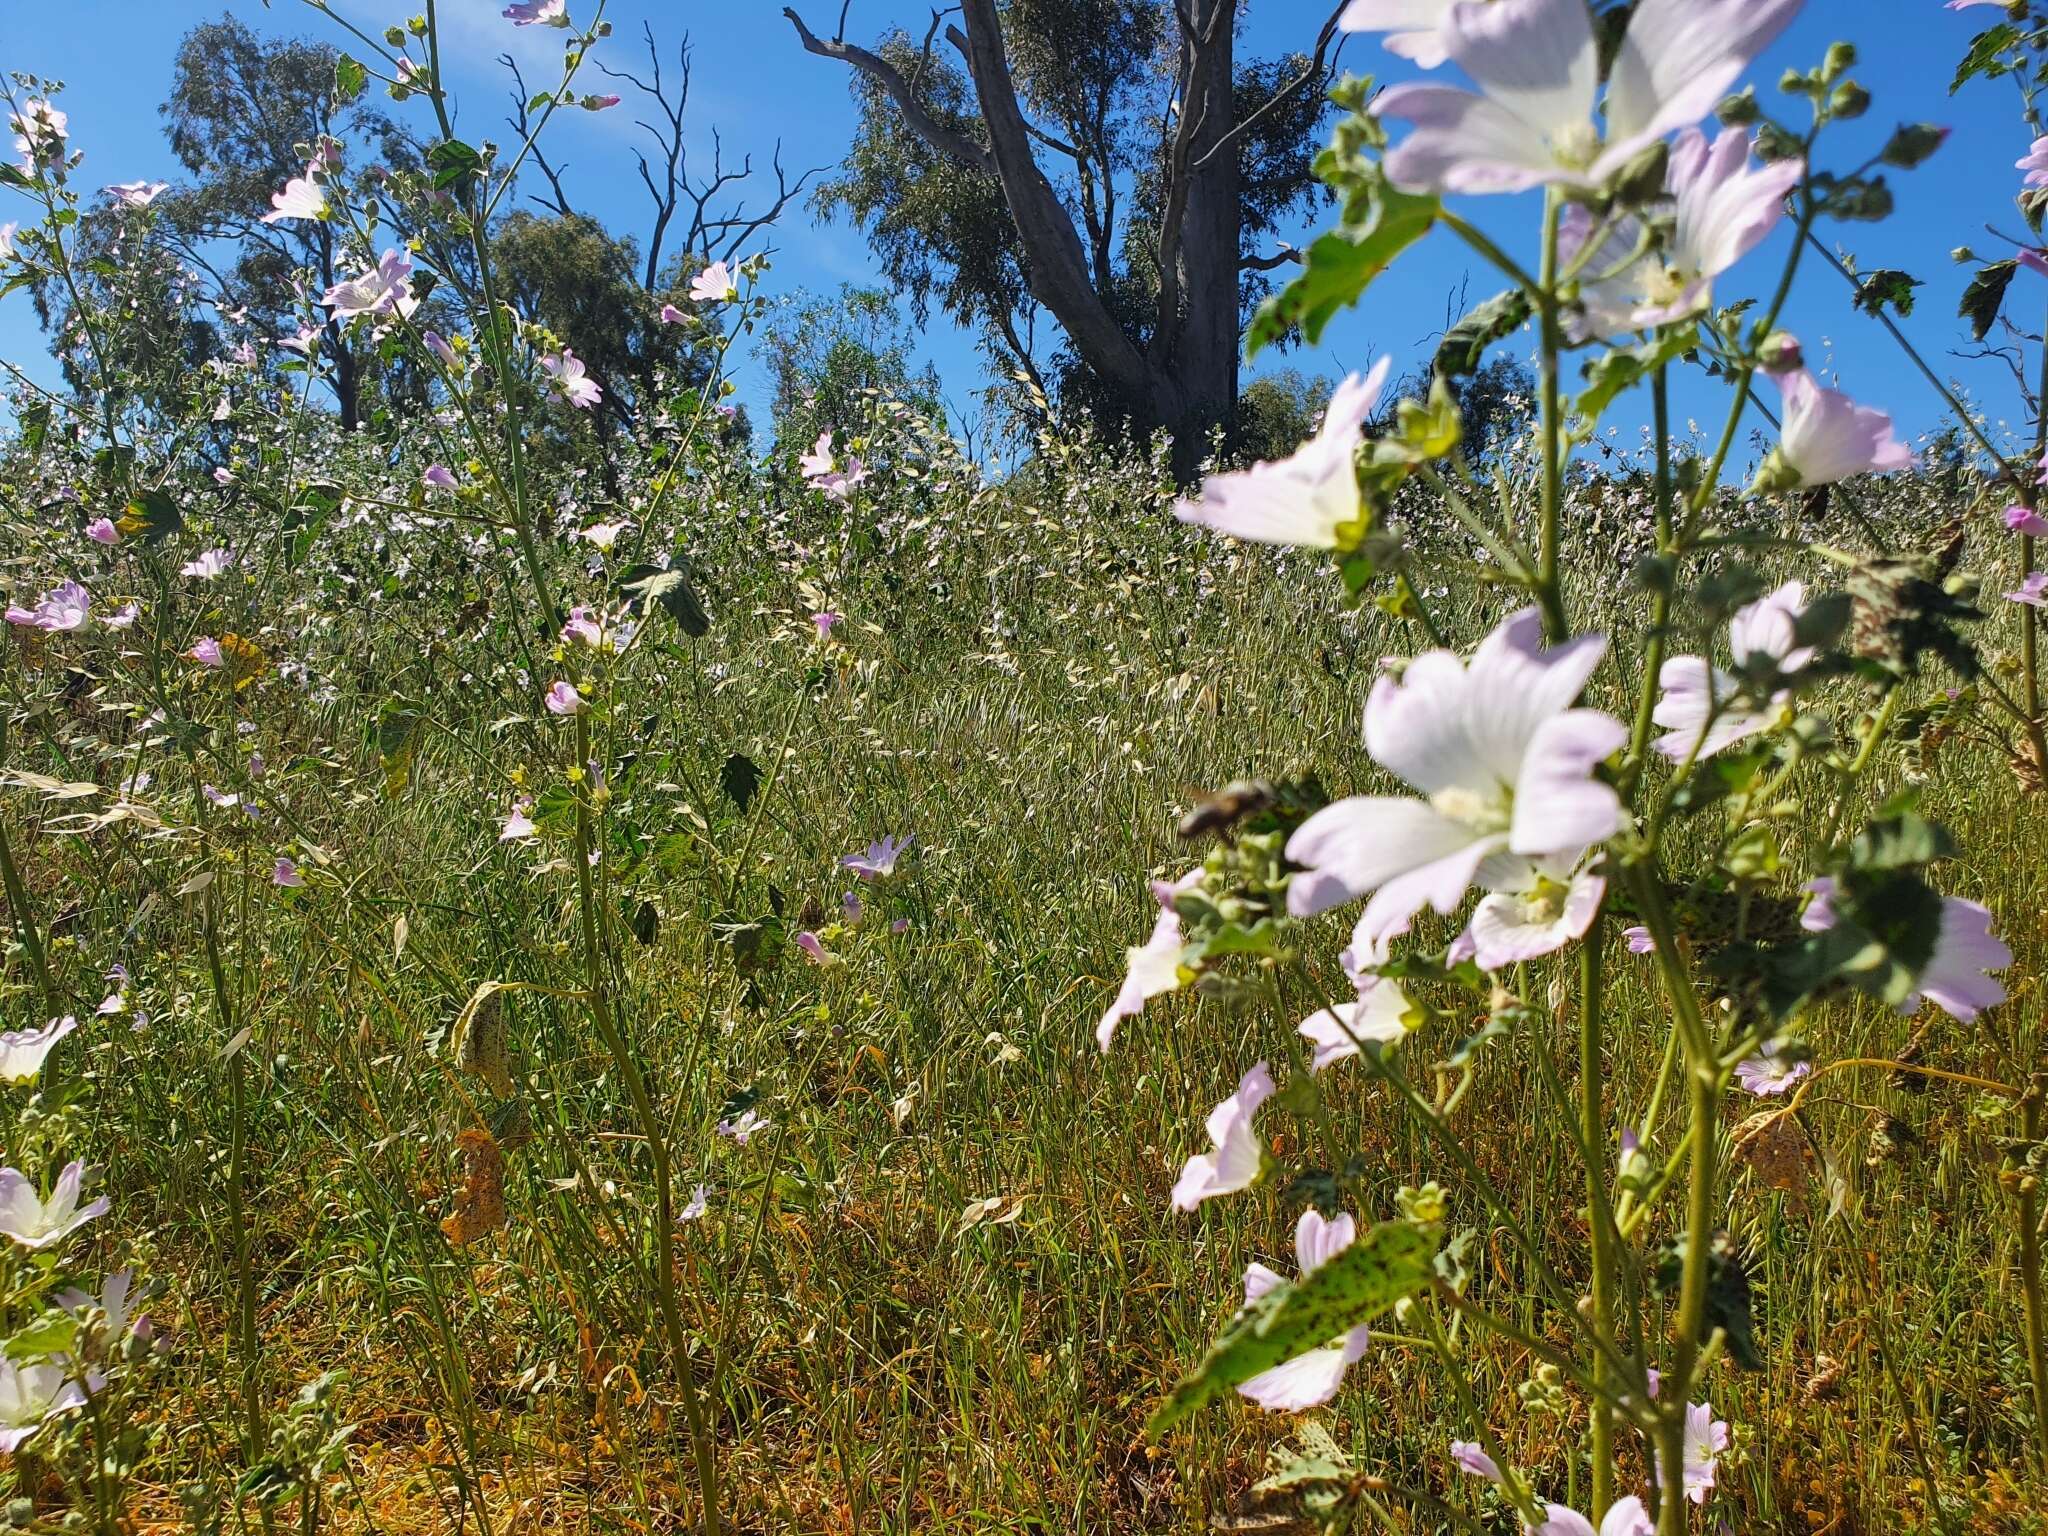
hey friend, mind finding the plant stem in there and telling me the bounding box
[2018,1075,2048,1476]
[1579,923,1618,1521]
[1536,189,1568,642]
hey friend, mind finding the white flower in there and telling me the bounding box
[678,1184,709,1223]
[1533,1496,1655,1536]
[717,1108,770,1144]
[0,1161,110,1250]
[1565,127,1803,338]
[1286,608,1626,957]
[104,180,169,208]
[181,548,235,580]
[1463,856,1606,971]
[1653,579,1811,760]
[1297,975,1414,1071]
[1097,871,1200,1051]
[323,250,418,322]
[1173,360,1390,547]
[541,348,603,410]
[0,1359,87,1453]
[0,1017,76,1085]
[1171,1062,1274,1211]
[1236,1210,1373,1410]
[1803,879,2010,1022]
[262,167,328,224]
[1759,365,1916,488]
[1338,0,1464,70]
[1374,0,1801,197]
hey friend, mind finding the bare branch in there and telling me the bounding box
[501,53,575,216]
[1191,1,1347,173]
[784,6,996,174]
[1242,246,1304,272]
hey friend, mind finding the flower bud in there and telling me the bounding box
[1823,41,1857,81]
[1758,331,1804,374]
[1716,88,1760,127]
[1611,138,1670,207]
[1829,81,1871,121]
[1952,246,1978,264]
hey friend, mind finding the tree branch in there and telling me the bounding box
[784,7,995,175]
[1191,1,1347,173]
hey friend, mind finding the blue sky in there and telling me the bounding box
[3,1,2043,463]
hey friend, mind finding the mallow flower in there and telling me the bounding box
[322,250,418,323]
[1802,878,2009,1021]
[841,835,912,881]
[504,0,570,23]
[1172,360,1390,547]
[544,680,586,717]
[1286,608,1626,955]
[86,517,118,545]
[690,261,736,303]
[104,180,169,208]
[1448,1440,1502,1481]
[1338,0,1463,69]
[0,1360,88,1453]
[1098,871,1200,1051]
[262,167,327,224]
[1297,975,1414,1071]
[6,580,89,633]
[2007,505,2048,537]
[1374,0,1801,197]
[1755,363,1915,489]
[2010,572,2048,608]
[1533,1497,1655,1536]
[1733,1041,1809,1095]
[1463,855,1607,971]
[1236,1210,1374,1410]
[0,1161,109,1250]
[1653,579,1811,760]
[1564,127,1803,338]
[541,348,602,409]
[1171,1062,1274,1211]
[2020,135,2048,189]
[0,1016,76,1085]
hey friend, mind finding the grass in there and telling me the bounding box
[3,396,2044,1533]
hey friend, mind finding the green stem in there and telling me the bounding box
[1536,190,1568,642]
[2018,1077,2048,1476]
[1579,923,1618,1521]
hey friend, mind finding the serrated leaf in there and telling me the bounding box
[1248,184,1439,356]
[1951,24,2020,94]
[1434,288,1531,378]
[336,54,368,105]
[1961,260,2018,341]
[1573,327,1695,424]
[116,488,183,543]
[621,561,710,637]
[1853,268,1921,320]
[428,139,483,193]
[719,752,762,812]
[1147,1219,1438,1436]
[4,1313,79,1363]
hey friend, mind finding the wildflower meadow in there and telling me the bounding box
[1,0,2047,1531]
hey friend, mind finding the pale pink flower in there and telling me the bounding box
[1097,870,1200,1051]
[811,610,842,641]
[8,580,90,633]
[799,432,837,482]
[717,1108,770,1144]
[690,261,736,303]
[1654,579,1811,760]
[1733,1042,1808,1095]
[422,464,458,493]
[544,680,586,716]
[271,857,304,888]
[1297,976,1415,1072]
[181,548,234,580]
[660,302,687,324]
[504,0,569,22]
[500,799,537,841]
[0,223,15,260]
[841,835,912,881]
[1763,366,1916,487]
[1622,925,1654,953]
[8,99,67,175]
[1803,877,2010,1021]
[2006,505,2048,536]
[679,1184,709,1222]
[424,330,458,367]
[86,517,118,545]
[1170,1062,1275,1211]
[561,605,605,646]
[1463,858,1607,971]
[276,325,320,356]
[104,180,169,208]
[1449,1441,1502,1481]
[1236,1210,1373,1410]
[2021,136,2048,190]
[795,931,834,964]
[0,1360,89,1453]
[1286,608,1626,957]
[540,348,602,409]
[1565,127,1803,337]
[1673,1402,1729,1503]
[577,519,628,549]
[1338,0,1462,69]
[1533,1497,1655,1536]
[1374,0,1800,196]
[2010,572,2048,607]
[323,250,418,322]
[0,1161,109,1250]
[583,94,621,111]
[1174,361,1391,547]
[213,466,237,485]
[262,168,327,224]
[841,891,863,925]
[0,1016,76,1084]
[102,602,139,631]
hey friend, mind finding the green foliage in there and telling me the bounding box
[1147,1218,1438,1435]
[1960,259,2019,341]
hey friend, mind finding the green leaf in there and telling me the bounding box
[336,54,368,105]
[1146,1218,1438,1436]
[531,782,577,835]
[1879,123,1948,170]
[4,1312,79,1363]
[1951,24,2020,94]
[1960,260,2018,341]
[621,561,711,637]
[428,139,483,193]
[1248,183,1439,356]
[18,400,50,457]
[719,752,762,812]
[1852,268,1921,320]
[1572,327,1695,425]
[117,487,183,543]
[375,701,425,800]
[1434,288,1530,378]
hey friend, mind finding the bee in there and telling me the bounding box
[1177,779,1278,842]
